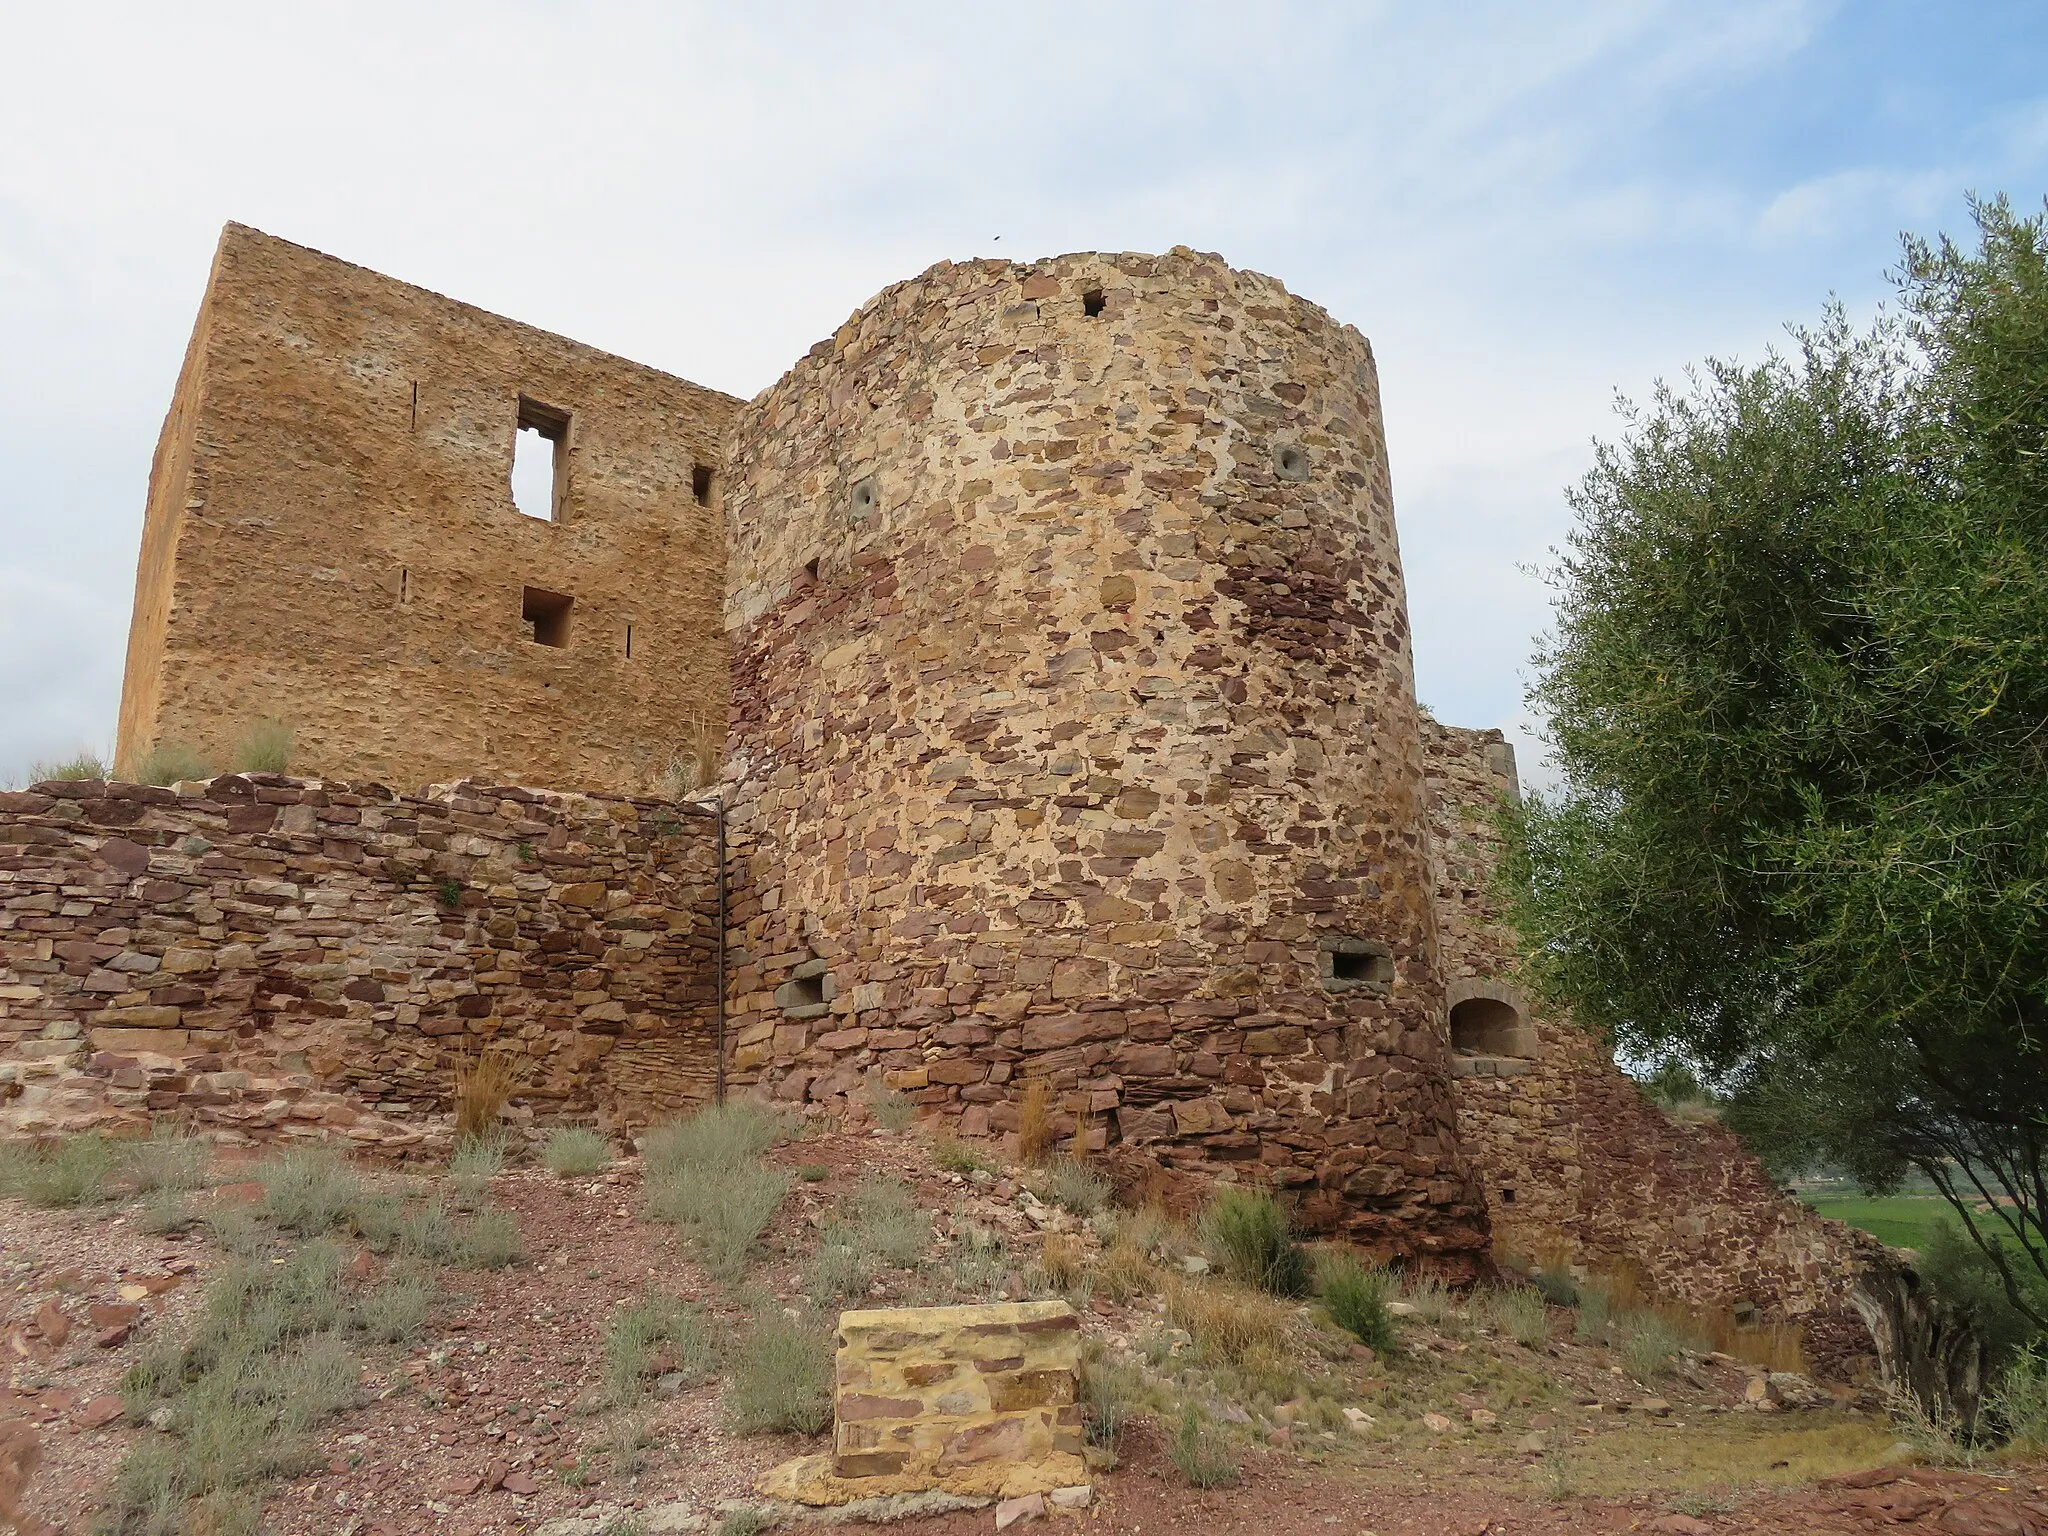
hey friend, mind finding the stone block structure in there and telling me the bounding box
[116,224,738,796]
[2,225,1884,1319]
[0,773,720,1143]
[1423,718,1883,1346]
[758,1301,1087,1506]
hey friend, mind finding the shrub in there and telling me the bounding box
[1098,1238,1157,1302]
[1168,1403,1240,1489]
[1920,1221,2048,1367]
[1482,1285,1551,1347]
[452,1054,517,1140]
[933,1137,997,1176]
[1317,1250,1395,1351]
[1575,1276,1613,1340]
[1200,1187,1311,1297]
[257,1149,362,1236]
[1988,1343,2048,1451]
[450,1130,508,1202]
[867,1085,917,1132]
[542,1126,612,1177]
[1016,1079,1055,1166]
[717,1513,768,1536]
[948,1224,1011,1301]
[606,1292,713,1402]
[1400,1273,1458,1325]
[352,1273,434,1344]
[1080,1351,1141,1464]
[1620,1310,1687,1378]
[846,1179,929,1266]
[1042,1158,1112,1216]
[1036,1232,1087,1294]
[642,1101,782,1177]
[649,1160,789,1280]
[1162,1276,1290,1365]
[725,1310,833,1435]
[349,1191,409,1253]
[12,1134,118,1207]
[138,1186,196,1236]
[28,751,106,783]
[234,717,293,774]
[133,741,212,786]
[452,1205,523,1269]
[1529,1261,1581,1307]
[124,1121,209,1194]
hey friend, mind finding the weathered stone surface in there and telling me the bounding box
[115,223,738,796]
[758,1301,1085,1503]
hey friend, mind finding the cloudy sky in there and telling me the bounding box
[4,2,2044,783]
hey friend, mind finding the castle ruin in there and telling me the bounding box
[0,226,1875,1324]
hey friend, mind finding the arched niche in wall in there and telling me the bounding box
[1447,978,1537,1059]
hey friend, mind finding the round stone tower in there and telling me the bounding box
[720,248,1484,1259]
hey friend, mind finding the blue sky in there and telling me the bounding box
[3,1,2045,783]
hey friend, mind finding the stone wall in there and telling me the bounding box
[117,223,739,798]
[1422,718,1883,1338]
[0,773,720,1146]
[719,249,1486,1263]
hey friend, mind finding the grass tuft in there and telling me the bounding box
[1080,1350,1142,1466]
[450,1129,509,1202]
[1168,1403,1240,1488]
[257,1149,362,1236]
[606,1291,713,1402]
[10,1134,119,1207]
[1016,1079,1055,1166]
[1200,1186,1311,1297]
[542,1126,613,1177]
[1041,1157,1112,1216]
[124,1121,210,1194]
[1317,1249,1396,1351]
[352,1273,434,1344]
[725,1309,833,1436]
[234,717,293,774]
[1162,1276,1291,1365]
[867,1085,917,1131]
[933,1137,997,1176]
[29,751,107,783]
[1482,1284,1552,1347]
[453,1053,517,1140]
[133,741,212,786]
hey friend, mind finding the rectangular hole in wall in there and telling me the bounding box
[1082,288,1106,317]
[789,973,825,1007]
[512,398,570,520]
[522,586,573,647]
[625,622,634,660]
[692,464,714,506]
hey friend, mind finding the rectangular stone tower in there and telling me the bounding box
[116,223,739,795]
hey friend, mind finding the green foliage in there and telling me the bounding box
[1919,1221,2048,1365]
[1316,1249,1395,1351]
[1167,1403,1240,1489]
[1528,1262,1581,1307]
[1482,1285,1552,1347]
[450,1130,509,1201]
[451,1204,524,1268]
[933,1137,997,1176]
[1079,1350,1141,1464]
[133,741,212,786]
[257,1149,362,1236]
[28,751,106,783]
[438,877,464,908]
[1575,1276,1612,1340]
[234,717,293,773]
[1041,1157,1113,1216]
[124,1121,210,1194]
[352,1272,434,1344]
[1504,196,2048,1333]
[807,1178,929,1305]
[1617,1310,1693,1379]
[642,1101,783,1176]
[724,1309,833,1435]
[1987,1343,2048,1451]
[866,1085,917,1131]
[606,1291,713,1402]
[9,1133,118,1207]
[1199,1187,1311,1298]
[644,1102,789,1280]
[542,1126,613,1177]
[718,1512,768,1536]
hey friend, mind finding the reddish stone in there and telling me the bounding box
[75,1395,125,1428]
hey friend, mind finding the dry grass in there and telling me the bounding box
[453,1053,517,1140]
[1097,1238,1158,1301]
[1016,1079,1055,1166]
[234,717,293,774]
[657,708,723,799]
[1038,1232,1087,1292]
[1162,1275,1291,1365]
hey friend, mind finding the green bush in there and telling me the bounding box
[1317,1250,1395,1351]
[725,1310,833,1435]
[867,1085,917,1132]
[933,1138,997,1176]
[352,1273,434,1344]
[1529,1263,1581,1307]
[1482,1285,1551,1347]
[1168,1403,1239,1488]
[235,718,293,774]
[10,1134,119,1207]
[543,1126,613,1177]
[133,741,212,787]
[1201,1187,1311,1297]
[1042,1158,1113,1216]
[649,1161,788,1280]
[452,1205,523,1269]
[1619,1311,1688,1378]
[28,751,106,784]
[124,1122,210,1194]
[450,1130,509,1202]
[808,1180,932,1305]
[606,1292,714,1402]
[1988,1343,2048,1451]
[642,1101,783,1177]
[258,1149,362,1236]
[1080,1351,1141,1464]
[1920,1221,2048,1367]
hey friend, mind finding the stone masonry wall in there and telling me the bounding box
[720,249,1486,1263]
[117,223,740,798]
[0,773,720,1147]
[1423,718,1883,1337]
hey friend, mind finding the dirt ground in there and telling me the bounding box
[2,1125,2043,1535]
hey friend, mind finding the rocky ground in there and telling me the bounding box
[1,1123,2042,1535]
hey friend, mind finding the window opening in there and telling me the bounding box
[399,568,410,606]
[848,475,878,519]
[409,381,419,431]
[625,622,634,660]
[788,973,825,1007]
[1450,996,1526,1055]
[511,398,570,520]
[1082,288,1106,317]
[692,464,714,506]
[804,557,821,583]
[1321,937,1394,993]
[1501,1187,1517,1205]
[1331,950,1375,982]
[522,587,573,648]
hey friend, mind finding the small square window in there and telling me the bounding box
[522,587,572,648]
[692,464,714,506]
[1082,288,1106,317]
